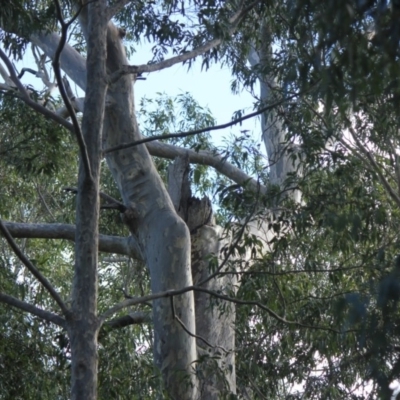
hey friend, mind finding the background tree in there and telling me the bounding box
[2,0,400,399]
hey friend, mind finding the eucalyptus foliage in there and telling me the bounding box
[1,0,400,399]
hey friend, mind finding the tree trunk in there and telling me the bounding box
[168,156,237,398]
[101,24,198,399]
[248,24,301,203]
[68,1,107,399]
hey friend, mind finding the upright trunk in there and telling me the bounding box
[102,24,198,399]
[191,225,237,399]
[68,2,107,399]
[168,157,237,398]
[248,24,301,203]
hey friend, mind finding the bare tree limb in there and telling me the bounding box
[108,0,262,82]
[170,295,229,354]
[64,186,127,212]
[30,32,87,91]
[0,62,14,86]
[2,221,143,260]
[0,292,66,327]
[0,220,70,315]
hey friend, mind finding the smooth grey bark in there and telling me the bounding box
[191,224,237,398]
[248,25,302,203]
[25,28,245,397]
[101,23,198,398]
[2,221,142,258]
[67,2,108,399]
[30,33,87,91]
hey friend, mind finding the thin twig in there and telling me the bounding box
[64,186,127,212]
[99,284,349,333]
[53,0,92,180]
[104,97,295,154]
[0,220,70,315]
[170,296,229,354]
[345,123,400,208]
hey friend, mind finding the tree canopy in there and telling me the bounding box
[2,0,400,399]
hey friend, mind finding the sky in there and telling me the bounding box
[132,44,261,140]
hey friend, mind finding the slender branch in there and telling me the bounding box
[53,0,92,180]
[0,219,69,315]
[2,221,143,260]
[170,296,229,354]
[0,48,75,132]
[103,311,151,330]
[99,285,346,333]
[107,0,262,82]
[217,263,370,276]
[0,292,66,327]
[104,97,292,154]
[64,186,127,212]
[345,125,400,208]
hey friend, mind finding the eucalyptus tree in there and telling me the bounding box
[2,0,400,399]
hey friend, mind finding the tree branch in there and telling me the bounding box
[0,292,66,327]
[108,0,262,82]
[53,0,92,180]
[99,284,345,333]
[170,295,229,354]
[64,186,127,212]
[0,48,75,132]
[2,221,143,260]
[104,97,290,153]
[103,311,151,330]
[0,220,69,315]
[345,124,400,208]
